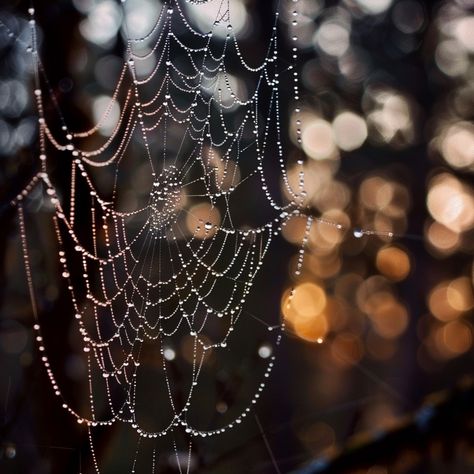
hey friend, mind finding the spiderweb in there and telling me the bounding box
[8,0,314,471]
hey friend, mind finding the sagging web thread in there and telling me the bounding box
[6,0,397,471]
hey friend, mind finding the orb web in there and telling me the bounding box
[10,0,311,471]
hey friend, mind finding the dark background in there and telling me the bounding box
[0,0,473,473]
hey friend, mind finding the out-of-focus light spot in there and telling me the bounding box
[92,95,120,136]
[360,176,410,221]
[302,118,337,160]
[13,118,36,149]
[360,176,387,210]
[185,202,221,239]
[212,73,247,111]
[353,0,392,15]
[282,215,308,245]
[0,120,12,155]
[428,281,463,322]
[163,347,176,361]
[180,334,211,365]
[129,162,154,200]
[311,181,350,212]
[131,46,158,77]
[289,311,329,343]
[436,320,472,358]
[4,444,16,459]
[435,40,468,76]
[204,148,241,191]
[332,111,367,151]
[356,276,392,313]
[303,253,342,278]
[369,298,409,339]
[331,332,363,368]
[122,0,158,41]
[384,186,410,219]
[379,192,399,218]
[72,0,94,14]
[258,344,272,359]
[314,20,351,57]
[292,21,320,49]
[284,283,327,319]
[425,221,460,254]
[298,2,323,19]
[283,160,338,207]
[307,223,340,255]
[376,246,411,282]
[452,16,474,53]
[427,173,474,233]
[0,79,29,118]
[366,90,415,146]
[392,1,425,34]
[282,284,328,342]
[375,182,395,212]
[318,209,350,245]
[447,277,474,312]
[440,122,474,170]
[453,85,473,117]
[79,1,122,46]
[185,0,250,38]
[373,214,399,241]
[281,3,322,46]
[338,50,369,83]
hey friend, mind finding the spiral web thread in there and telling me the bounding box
[6,0,317,471]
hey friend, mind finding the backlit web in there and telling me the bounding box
[11,0,313,470]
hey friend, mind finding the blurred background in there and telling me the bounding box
[0,0,473,473]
